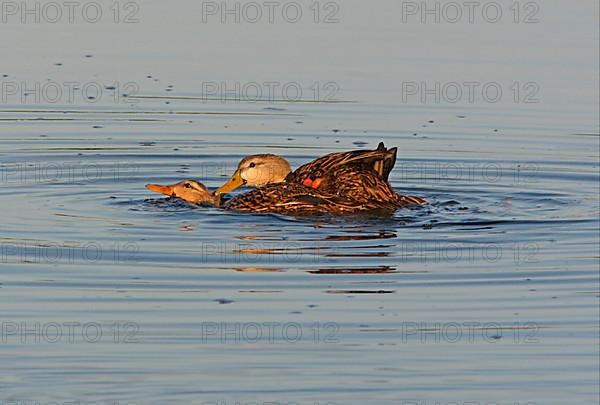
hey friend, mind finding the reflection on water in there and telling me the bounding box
[309,267,403,274]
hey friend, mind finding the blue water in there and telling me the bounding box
[1,1,599,404]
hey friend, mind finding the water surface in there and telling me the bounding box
[1,1,599,404]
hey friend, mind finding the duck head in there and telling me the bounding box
[146,180,218,206]
[215,154,291,195]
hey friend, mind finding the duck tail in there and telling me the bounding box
[373,142,397,181]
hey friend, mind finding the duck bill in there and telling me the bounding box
[215,170,245,195]
[146,183,176,197]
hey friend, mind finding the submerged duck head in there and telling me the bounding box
[146,180,217,205]
[215,154,291,195]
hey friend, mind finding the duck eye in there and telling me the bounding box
[249,162,256,168]
[184,183,192,188]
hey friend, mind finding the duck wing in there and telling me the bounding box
[286,142,398,184]
[316,168,425,209]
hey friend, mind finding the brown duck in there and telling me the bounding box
[146,143,425,215]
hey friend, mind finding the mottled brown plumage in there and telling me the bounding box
[285,142,398,184]
[223,165,425,215]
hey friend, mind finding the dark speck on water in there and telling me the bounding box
[214,298,234,304]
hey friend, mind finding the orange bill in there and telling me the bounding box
[146,183,176,197]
